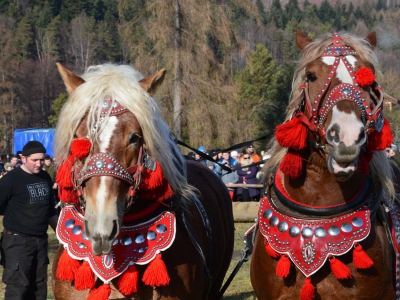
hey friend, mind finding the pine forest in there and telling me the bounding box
[1,0,400,154]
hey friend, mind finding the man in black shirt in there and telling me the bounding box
[0,141,58,300]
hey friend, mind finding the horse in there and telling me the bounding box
[250,30,400,300]
[51,63,234,300]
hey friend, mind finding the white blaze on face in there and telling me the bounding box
[330,106,363,147]
[322,55,357,84]
[95,116,118,234]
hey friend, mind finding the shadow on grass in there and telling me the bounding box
[223,291,256,299]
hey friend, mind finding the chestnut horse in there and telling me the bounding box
[251,30,400,299]
[51,64,234,299]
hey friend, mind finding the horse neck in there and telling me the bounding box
[282,152,366,207]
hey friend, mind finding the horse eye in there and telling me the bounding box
[306,73,317,82]
[129,134,140,145]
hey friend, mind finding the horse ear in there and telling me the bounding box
[56,63,85,95]
[296,29,313,50]
[139,69,166,96]
[366,32,377,49]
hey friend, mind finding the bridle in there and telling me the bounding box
[296,32,385,142]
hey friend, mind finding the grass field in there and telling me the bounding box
[0,220,256,299]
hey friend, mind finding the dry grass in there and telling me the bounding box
[0,220,255,300]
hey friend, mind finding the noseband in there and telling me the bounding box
[300,32,384,140]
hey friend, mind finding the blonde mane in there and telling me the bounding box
[263,31,395,199]
[54,64,195,200]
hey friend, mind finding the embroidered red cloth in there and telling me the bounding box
[258,196,371,277]
[57,206,176,282]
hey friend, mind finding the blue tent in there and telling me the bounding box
[14,128,56,158]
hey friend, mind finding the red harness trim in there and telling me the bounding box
[274,168,367,209]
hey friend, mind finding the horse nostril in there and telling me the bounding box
[327,123,340,144]
[108,219,119,241]
[355,127,366,144]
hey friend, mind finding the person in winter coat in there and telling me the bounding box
[236,154,260,202]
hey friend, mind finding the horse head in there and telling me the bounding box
[56,64,169,255]
[285,30,387,182]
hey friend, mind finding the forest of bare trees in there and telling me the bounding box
[1,0,400,154]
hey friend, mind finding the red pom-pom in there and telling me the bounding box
[368,118,393,151]
[275,116,308,150]
[87,284,111,300]
[142,253,170,287]
[300,277,315,300]
[58,187,79,204]
[353,243,374,269]
[139,162,174,201]
[74,261,95,291]
[56,249,80,282]
[276,255,291,278]
[330,257,352,279]
[280,150,303,178]
[264,241,280,258]
[56,154,75,188]
[118,264,139,295]
[356,67,375,87]
[70,138,92,159]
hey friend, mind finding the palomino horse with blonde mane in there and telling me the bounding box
[251,30,400,300]
[51,63,234,300]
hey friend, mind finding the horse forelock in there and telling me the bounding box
[54,64,196,202]
[262,32,395,199]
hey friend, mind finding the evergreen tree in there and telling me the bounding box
[48,93,68,127]
[267,0,286,29]
[318,0,334,24]
[285,0,302,23]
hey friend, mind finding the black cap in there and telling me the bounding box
[22,141,46,156]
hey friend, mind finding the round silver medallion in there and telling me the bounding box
[147,230,157,241]
[78,243,85,249]
[269,216,279,226]
[112,239,119,245]
[341,222,352,233]
[352,217,363,227]
[65,219,75,228]
[95,160,104,169]
[302,227,313,238]
[328,226,340,236]
[82,232,88,240]
[156,224,167,234]
[315,227,326,238]
[112,101,120,108]
[263,209,273,219]
[72,225,82,235]
[87,166,92,171]
[278,221,288,232]
[134,233,145,244]
[102,101,110,109]
[289,226,300,237]
[107,163,115,170]
[120,235,132,246]
[138,247,145,253]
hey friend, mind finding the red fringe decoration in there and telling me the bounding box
[280,150,303,179]
[74,261,95,291]
[276,255,291,278]
[70,138,92,160]
[117,264,139,295]
[139,162,174,201]
[368,118,394,151]
[330,257,352,279]
[275,116,308,150]
[56,154,75,188]
[87,284,111,300]
[264,241,280,258]
[58,187,79,204]
[56,250,80,282]
[355,67,375,87]
[142,253,170,287]
[353,243,374,269]
[300,278,315,300]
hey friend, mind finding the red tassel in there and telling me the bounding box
[74,261,95,291]
[330,257,352,279]
[56,154,75,188]
[356,67,375,87]
[117,264,139,295]
[70,138,92,159]
[280,150,303,178]
[275,116,308,150]
[87,284,111,300]
[300,277,315,300]
[264,241,280,258]
[139,162,174,202]
[58,187,79,204]
[353,243,373,269]
[142,253,170,287]
[276,255,291,278]
[368,118,393,151]
[56,249,80,282]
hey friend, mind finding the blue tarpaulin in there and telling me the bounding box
[14,128,56,158]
